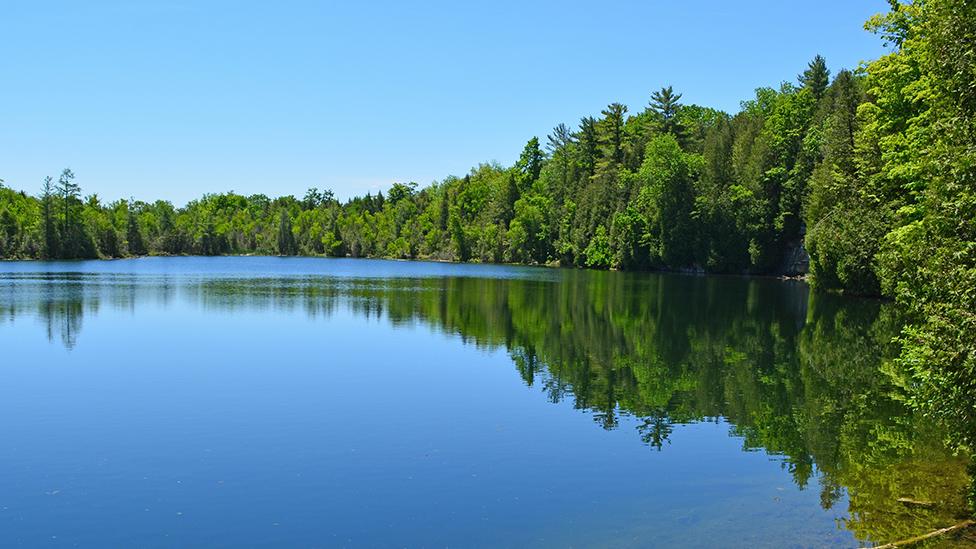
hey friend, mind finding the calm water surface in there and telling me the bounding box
[0,257,969,547]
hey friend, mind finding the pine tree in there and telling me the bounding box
[546,123,572,154]
[55,168,82,258]
[821,69,861,175]
[597,103,627,166]
[575,116,599,176]
[649,86,686,142]
[799,55,830,99]
[40,176,58,258]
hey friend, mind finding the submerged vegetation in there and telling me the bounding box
[1,0,973,513]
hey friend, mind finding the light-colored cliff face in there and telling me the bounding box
[781,241,810,276]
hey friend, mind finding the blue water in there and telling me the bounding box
[0,257,963,547]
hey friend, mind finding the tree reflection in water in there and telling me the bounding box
[1,269,970,545]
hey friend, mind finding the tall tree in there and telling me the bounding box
[804,69,878,293]
[387,182,417,205]
[55,168,89,258]
[637,134,701,267]
[798,55,830,99]
[575,116,599,176]
[597,103,627,166]
[514,137,544,193]
[40,176,58,258]
[649,86,685,141]
[303,188,324,209]
[56,168,78,242]
[546,123,573,154]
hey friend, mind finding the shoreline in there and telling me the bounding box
[0,252,828,287]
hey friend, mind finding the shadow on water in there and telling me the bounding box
[0,266,971,545]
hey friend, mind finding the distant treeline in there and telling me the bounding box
[1,0,973,458]
[0,58,901,292]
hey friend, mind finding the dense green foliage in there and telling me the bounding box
[0,71,877,276]
[1,0,973,485]
[0,1,959,286]
[861,0,976,462]
[0,61,850,275]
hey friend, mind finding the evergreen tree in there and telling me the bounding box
[575,116,599,176]
[649,86,686,141]
[56,168,78,248]
[303,188,324,209]
[546,123,573,154]
[54,168,93,258]
[40,176,58,258]
[799,55,830,99]
[597,103,627,166]
[804,69,878,293]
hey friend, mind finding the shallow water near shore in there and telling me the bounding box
[0,256,969,547]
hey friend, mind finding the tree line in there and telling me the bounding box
[1,0,973,466]
[0,58,903,286]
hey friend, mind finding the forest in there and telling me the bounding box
[1,0,974,473]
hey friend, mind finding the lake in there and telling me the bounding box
[0,256,969,547]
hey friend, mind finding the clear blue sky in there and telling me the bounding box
[1,0,889,205]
